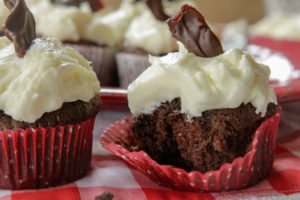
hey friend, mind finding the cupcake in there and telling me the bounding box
[250,13,300,41]
[101,5,280,191]
[29,0,138,86]
[0,0,100,189]
[117,0,186,88]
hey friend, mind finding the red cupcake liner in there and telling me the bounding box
[116,52,150,88]
[101,108,281,192]
[0,118,95,189]
[64,44,118,86]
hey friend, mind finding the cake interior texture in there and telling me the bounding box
[130,98,278,173]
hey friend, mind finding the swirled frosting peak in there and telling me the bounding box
[128,48,277,117]
[0,37,100,123]
[124,9,177,55]
[30,0,92,42]
[250,13,300,41]
[83,0,144,47]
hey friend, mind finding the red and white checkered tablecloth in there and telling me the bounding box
[0,102,299,200]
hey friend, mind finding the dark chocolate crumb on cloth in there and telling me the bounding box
[130,98,278,173]
[2,0,36,58]
[95,192,114,200]
[50,0,99,12]
[0,94,100,131]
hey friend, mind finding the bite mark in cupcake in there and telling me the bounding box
[102,4,281,191]
[124,3,279,182]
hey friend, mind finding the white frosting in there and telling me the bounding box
[83,0,145,47]
[0,1,9,30]
[163,0,199,16]
[0,37,100,123]
[123,0,200,55]
[128,48,277,117]
[30,0,144,46]
[250,14,300,41]
[30,1,92,42]
[124,9,177,55]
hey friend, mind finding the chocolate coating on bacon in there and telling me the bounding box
[50,0,99,12]
[3,0,36,58]
[145,0,169,21]
[167,5,223,57]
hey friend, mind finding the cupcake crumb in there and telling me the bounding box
[95,192,114,200]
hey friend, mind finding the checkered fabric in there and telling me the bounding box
[0,102,299,200]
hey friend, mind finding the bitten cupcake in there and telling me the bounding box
[101,5,281,191]
[29,0,139,86]
[0,0,100,189]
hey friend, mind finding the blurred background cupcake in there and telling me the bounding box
[250,13,300,42]
[250,0,300,42]
[82,0,144,86]
[117,0,199,88]
[29,0,140,86]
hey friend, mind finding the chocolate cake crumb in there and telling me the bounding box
[95,192,114,200]
[0,94,100,131]
[130,98,278,173]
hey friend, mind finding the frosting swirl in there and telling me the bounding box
[0,37,100,123]
[124,9,178,55]
[163,0,199,16]
[30,0,144,46]
[128,48,277,117]
[30,0,92,42]
[83,0,144,47]
[250,14,300,41]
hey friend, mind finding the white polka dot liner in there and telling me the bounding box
[0,118,95,189]
[100,108,281,192]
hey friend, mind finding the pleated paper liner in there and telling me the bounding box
[101,108,281,192]
[116,52,150,88]
[0,118,95,189]
[64,44,118,86]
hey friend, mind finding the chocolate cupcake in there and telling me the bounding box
[29,0,140,86]
[250,13,300,41]
[0,0,100,189]
[101,5,281,191]
[116,0,179,88]
[117,0,203,88]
